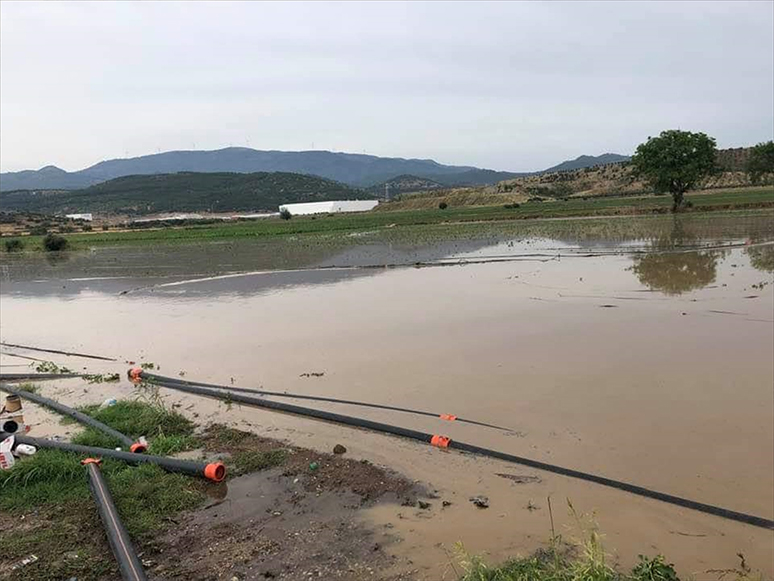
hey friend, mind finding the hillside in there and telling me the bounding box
[380,147,771,211]
[543,153,630,173]
[0,172,362,215]
[367,175,445,198]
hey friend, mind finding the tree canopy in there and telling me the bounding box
[746,141,774,184]
[630,130,717,211]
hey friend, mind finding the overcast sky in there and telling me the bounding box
[1,1,772,173]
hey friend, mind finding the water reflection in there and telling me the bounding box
[629,250,720,295]
[628,218,723,295]
[746,244,774,273]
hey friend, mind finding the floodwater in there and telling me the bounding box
[1,213,773,579]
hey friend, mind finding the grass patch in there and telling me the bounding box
[203,424,289,475]
[70,400,196,449]
[16,382,41,394]
[232,449,287,475]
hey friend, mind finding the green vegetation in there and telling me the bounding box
[746,141,774,184]
[4,238,23,251]
[2,187,771,253]
[0,400,293,580]
[280,206,293,220]
[42,232,68,251]
[70,400,195,449]
[456,501,763,581]
[631,130,718,211]
[0,171,362,215]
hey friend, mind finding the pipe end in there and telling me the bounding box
[127,368,143,383]
[130,442,147,454]
[81,457,102,466]
[204,462,226,482]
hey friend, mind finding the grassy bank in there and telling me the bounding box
[2,187,772,252]
[0,396,287,580]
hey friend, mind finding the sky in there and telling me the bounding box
[1,1,772,173]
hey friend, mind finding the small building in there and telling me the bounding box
[278,200,379,216]
[65,213,93,221]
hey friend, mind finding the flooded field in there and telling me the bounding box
[1,212,773,579]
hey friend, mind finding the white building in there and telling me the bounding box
[278,200,379,216]
[65,213,93,221]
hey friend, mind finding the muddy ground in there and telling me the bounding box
[0,423,431,581]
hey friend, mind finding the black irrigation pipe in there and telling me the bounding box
[3,434,226,482]
[140,371,512,432]
[0,383,145,452]
[131,369,774,531]
[82,459,148,581]
[0,342,117,361]
[0,373,82,382]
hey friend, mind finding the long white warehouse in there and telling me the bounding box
[278,200,379,216]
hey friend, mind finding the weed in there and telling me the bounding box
[631,555,679,581]
[34,360,72,374]
[83,372,120,383]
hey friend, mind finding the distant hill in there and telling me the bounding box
[542,153,630,173]
[0,148,523,191]
[0,172,362,215]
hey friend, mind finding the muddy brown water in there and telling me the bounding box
[1,214,773,579]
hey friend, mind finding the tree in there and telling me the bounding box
[43,233,68,251]
[630,130,717,211]
[438,201,448,209]
[279,207,292,220]
[746,141,774,184]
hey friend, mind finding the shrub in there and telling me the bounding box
[438,201,448,210]
[43,233,68,252]
[279,208,292,220]
[29,225,48,236]
[102,225,109,231]
[4,239,24,252]
[81,224,93,232]
[503,203,520,209]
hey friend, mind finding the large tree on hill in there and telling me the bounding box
[746,141,774,184]
[631,130,717,211]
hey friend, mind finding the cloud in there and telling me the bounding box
[1,1,772,172]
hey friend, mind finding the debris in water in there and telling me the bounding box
[417,501,431,510]
[442,500,452,507]
[333,444,347,455]
[300,372,325,377]
[469,495,489,509]
[495,473,541,484]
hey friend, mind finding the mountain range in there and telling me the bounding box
[0,148,629,192]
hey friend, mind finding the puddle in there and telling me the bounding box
[1,213,773,578]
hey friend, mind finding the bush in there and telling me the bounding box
[43,233,68,252]
[4,239,24,252]
[81,224,93,232]
[503,203,520,209]
[438,201,448,210]
[29,225,48,236]
[279,208,292,220]
[102,225,109,231]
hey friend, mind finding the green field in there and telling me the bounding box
[3,187,773,252]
